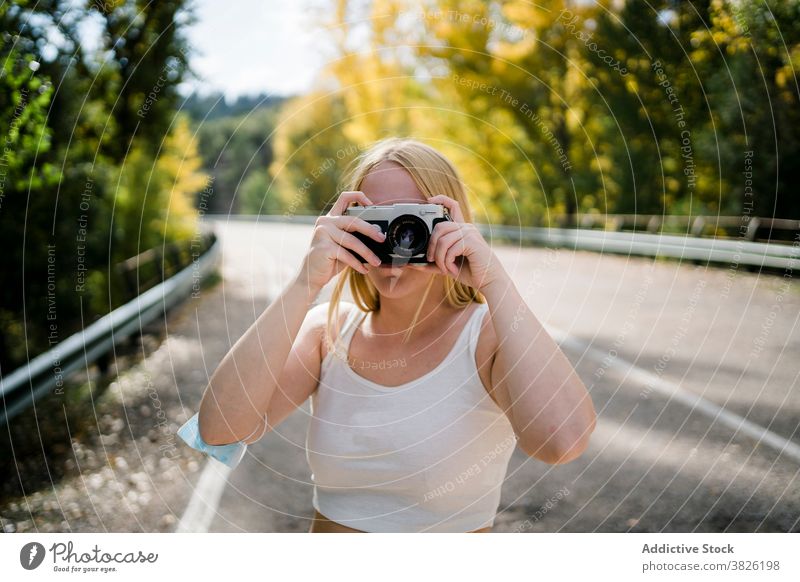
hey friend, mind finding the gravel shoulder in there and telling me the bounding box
[0,272,245,533]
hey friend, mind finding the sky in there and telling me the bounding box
[182,0,329,100]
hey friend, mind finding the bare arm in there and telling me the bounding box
[198,272,323,445]
[484,269,597,464]
[261,301,352,433]
[414,193,596,465]
[197,190,385,446]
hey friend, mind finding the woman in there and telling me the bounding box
[179,137,596,533]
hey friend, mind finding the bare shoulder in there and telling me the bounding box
[305,300,358,360]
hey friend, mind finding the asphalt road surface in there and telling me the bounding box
[178,217,800,533]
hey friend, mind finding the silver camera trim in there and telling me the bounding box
[343,203,450,263]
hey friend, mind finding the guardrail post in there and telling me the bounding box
[155,248,165,282]
[746,217,761,242]
[691,217,706,237]
[97,353,110,374]
[168,243,183,278]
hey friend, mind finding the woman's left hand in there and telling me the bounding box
[407,195,504,290]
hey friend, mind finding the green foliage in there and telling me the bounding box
[0,45,61,368]
[268,0,800,225]
[0,0,204,372]
[0,52,57,192]
[184,91,286,122]
[3,0,800,373]
[240,170,282,215]
[112,115,205,261]
[96,0,193,160]
[192,105,282,213]
[269,91,356,215]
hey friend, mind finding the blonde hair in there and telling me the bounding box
[324,137,485,356]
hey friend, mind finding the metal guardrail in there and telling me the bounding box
[0,234,221,426]
[574,214,800,243]
[481,225,800,271]
[208,214,800,271]
[115,238,208,303]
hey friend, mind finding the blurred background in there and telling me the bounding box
[1,0,799,533]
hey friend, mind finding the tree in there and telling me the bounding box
[0,0,203,371]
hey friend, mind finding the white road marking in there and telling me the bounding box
[545,324,800,465]
[175,227,295,533]
[176,459,233,533]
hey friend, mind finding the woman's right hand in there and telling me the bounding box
[296,191,386,292]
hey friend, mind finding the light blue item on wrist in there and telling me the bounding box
[176,411,267,469]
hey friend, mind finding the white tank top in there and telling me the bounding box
[305,300,518,532]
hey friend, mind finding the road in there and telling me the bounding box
[180,217,800,533]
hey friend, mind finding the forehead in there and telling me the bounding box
[359,161,426,204]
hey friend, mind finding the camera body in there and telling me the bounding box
[343,203,451,265]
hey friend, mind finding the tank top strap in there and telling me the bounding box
[341,303,368,344]
[430,301,490,370]
[328,302,368,362]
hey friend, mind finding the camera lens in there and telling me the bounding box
[387,215,428,258]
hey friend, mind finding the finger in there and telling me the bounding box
[427,194,465,222]
[326,227,382,266]
[426,221,460,261]
[433,230,464,276]
[332,215,387,243]
[329,191,373,216]
[331,245,370,274]
[444,243,466,277]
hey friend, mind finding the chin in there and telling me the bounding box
[366,266,433,298]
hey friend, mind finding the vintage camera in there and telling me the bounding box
[343,203,451,265]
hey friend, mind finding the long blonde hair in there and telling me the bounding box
[324,137,485,356]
